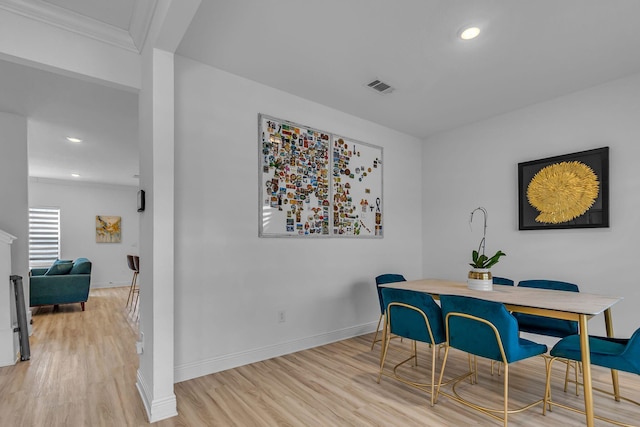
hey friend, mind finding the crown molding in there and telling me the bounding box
[0,0,154,53]
[129,0,156,52]
[0,229,17,245]
[29,176,139,190]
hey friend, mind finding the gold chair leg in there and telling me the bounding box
[543,356,553,415]
[474,355,479,384]
[562,360,582,397]
[563,359,571,393]
[377,319,390,383]
[435,345,451,404]
[429,342,437,406]
[371,313,383,350]
[491,360,503,376]
[503,363,509,427]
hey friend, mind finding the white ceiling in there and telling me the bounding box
[0,59,139,186]
[4,0,640,185]
[177,0,640,139]
[0,0,143,186]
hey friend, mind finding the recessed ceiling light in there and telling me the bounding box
[459,26,480,40]
[66,137,83,143]
[71,173,80,178]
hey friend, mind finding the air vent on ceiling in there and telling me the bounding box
[366,79,395,94]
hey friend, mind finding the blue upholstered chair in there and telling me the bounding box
[545,327,640,423]
[513,280,582,395]
[372,274,406,349]
[493,276,514,286]
[437,295,549,426]
[513,280,579,338]
[377,287,445,406]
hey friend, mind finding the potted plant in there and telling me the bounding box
[468,207,506,291]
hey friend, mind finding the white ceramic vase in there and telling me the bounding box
[467,268,493,291]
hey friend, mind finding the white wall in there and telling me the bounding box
[0,111,28,365]
[28,178,140,288]
[422,72,640,338]
[173,56,423,381]
[0,112,28,279]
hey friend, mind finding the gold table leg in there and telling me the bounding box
[604,308,620,401]
[579,314,594,427]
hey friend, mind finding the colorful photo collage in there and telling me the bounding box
[332,137,382,236]
[260,116,330,236]
[259,114,383,238]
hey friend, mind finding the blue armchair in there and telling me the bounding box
[30,258,92,311]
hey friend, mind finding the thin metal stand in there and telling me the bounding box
[10,275,30,361]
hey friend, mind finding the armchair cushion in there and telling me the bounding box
[44,259,74,275]
[70,257,92,275]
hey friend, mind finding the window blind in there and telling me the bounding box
[29,207,60,268]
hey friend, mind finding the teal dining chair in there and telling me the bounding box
[377,287,446,406]
[545,327,640,424]
[372,274,406,349]
[436,294,549,426]
[513,280,581,392]
[493,276,514,286]
[513,280,579,338]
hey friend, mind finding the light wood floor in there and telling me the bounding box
[1,287,638,426]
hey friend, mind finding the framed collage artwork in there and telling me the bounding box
[258,114,383,238]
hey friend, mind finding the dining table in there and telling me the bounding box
[379,278,623,427]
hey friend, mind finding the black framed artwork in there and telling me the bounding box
[137,190,145,212]
[518,147,609,230]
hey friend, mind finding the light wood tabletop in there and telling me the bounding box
[381,278,622,319]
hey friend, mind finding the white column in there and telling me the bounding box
[136,46,177,422]
[135,1,200,422]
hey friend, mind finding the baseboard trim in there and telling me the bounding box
[136,369,178,423]
[174,321,377,383]
[92,281,129,289]
[0,328,17,367]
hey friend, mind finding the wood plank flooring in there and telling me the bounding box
[1,287,638,426]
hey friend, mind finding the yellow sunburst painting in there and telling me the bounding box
[527,161,599,224]
[96,215,122,243]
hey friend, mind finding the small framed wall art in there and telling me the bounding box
[96,215,122,243]
[518,147,609,230]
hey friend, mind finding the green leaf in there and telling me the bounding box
[470,249,506,268]
[483,251,506,269]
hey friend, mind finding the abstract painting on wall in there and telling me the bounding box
[96,215,122,243]
[518,147,609,230]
